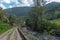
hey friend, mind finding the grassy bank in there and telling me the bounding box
[0,21,13,35]
[52,20,60,25]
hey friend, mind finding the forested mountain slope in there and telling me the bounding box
[4,2,60,18]
[4,7,33,17]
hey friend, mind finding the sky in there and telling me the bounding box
[0,0,60,9]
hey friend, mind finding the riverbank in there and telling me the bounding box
[21,27,60,40]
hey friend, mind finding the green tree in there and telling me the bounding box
[0,7,9,23]
[33,0,47,6]
[8,15,16,25]
[25,6,46,31]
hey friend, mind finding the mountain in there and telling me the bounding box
[45,2,60,11]
[4,7,33,17]
[45,2,60,20]
[4,2,60,17]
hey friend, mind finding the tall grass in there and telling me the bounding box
[0,21,13,35]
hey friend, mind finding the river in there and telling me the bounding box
[22,27,60,40]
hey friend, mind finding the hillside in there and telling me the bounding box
[45,2,60,11]
[44,2,60,20]
[4,7,33,17]
[4,2,60,17]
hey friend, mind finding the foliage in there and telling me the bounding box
[50,20,60,36]
[0,7,13,34]
[0,21,12,35]
[25,7,46,31]
[0,7,9,23]
[52,20,60,25]
[33,0,47,6]
[16,16,28,27]
[8,15,16,25]
[29,36,36,40]
[25,6,60,37]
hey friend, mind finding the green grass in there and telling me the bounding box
[0,21,13,35]
[28,35,37,40]
[52,20,60,25]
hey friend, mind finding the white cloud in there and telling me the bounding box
[13,0,22,7]
[21,0,30,6]
[0,0,34,9]
[0,0,33,9]
[9,5,13,8]
[3,0,11,4]
[11,0,20,4]
[0,0,33,6]
[28,0,33,4]
[15,0,34,7]
[22,0,33,6]
[50,0,60,2]
[0,0,19,4]
[46,0,60,4]
[0,4,7,9]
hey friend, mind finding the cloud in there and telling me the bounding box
[0,0,20,4]
[2,0,11,4]
[0,4,7,9]
[11,0,20,4]
[46,0,60,4]
[48,0,60,2]
[0,0,34,9]
[22,0,33,6]
[28,0,33,4]
[14,0,34,7]
[52,0,60,2]
[9,5,13,8]
[14,0,22,7]
[22,0,30,6]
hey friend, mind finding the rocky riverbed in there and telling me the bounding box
[22,27,60,40]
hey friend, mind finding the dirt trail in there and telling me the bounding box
[9,28,22,40]
[0,28,15,40]
[16,28,22,40]
[0,27,22,40]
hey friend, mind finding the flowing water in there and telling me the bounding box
[22,27,60,40]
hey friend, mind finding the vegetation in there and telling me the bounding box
[6,0,59,38]
[0,7,9,23]
[16,16,28,27]
[0,0,60,39]
[25,0,60,37]
[29,36,36,40]
[8,15,16,25]
[0,21,12,34]
[0,7,13,35]
[52,20,60,25]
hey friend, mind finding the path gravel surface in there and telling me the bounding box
[0,27,22,40]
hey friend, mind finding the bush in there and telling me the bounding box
[53,25,60,36]
[0,21,12,34]
[25,19,60,36]
[37,19,57,33]
[25,19,53,32]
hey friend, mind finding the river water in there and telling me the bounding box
[22,27,60,40]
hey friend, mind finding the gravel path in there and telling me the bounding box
[0,27,22,40]
[10,28,22,40]
[0,28,15,40]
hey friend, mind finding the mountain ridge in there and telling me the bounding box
[4,2,60,17]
